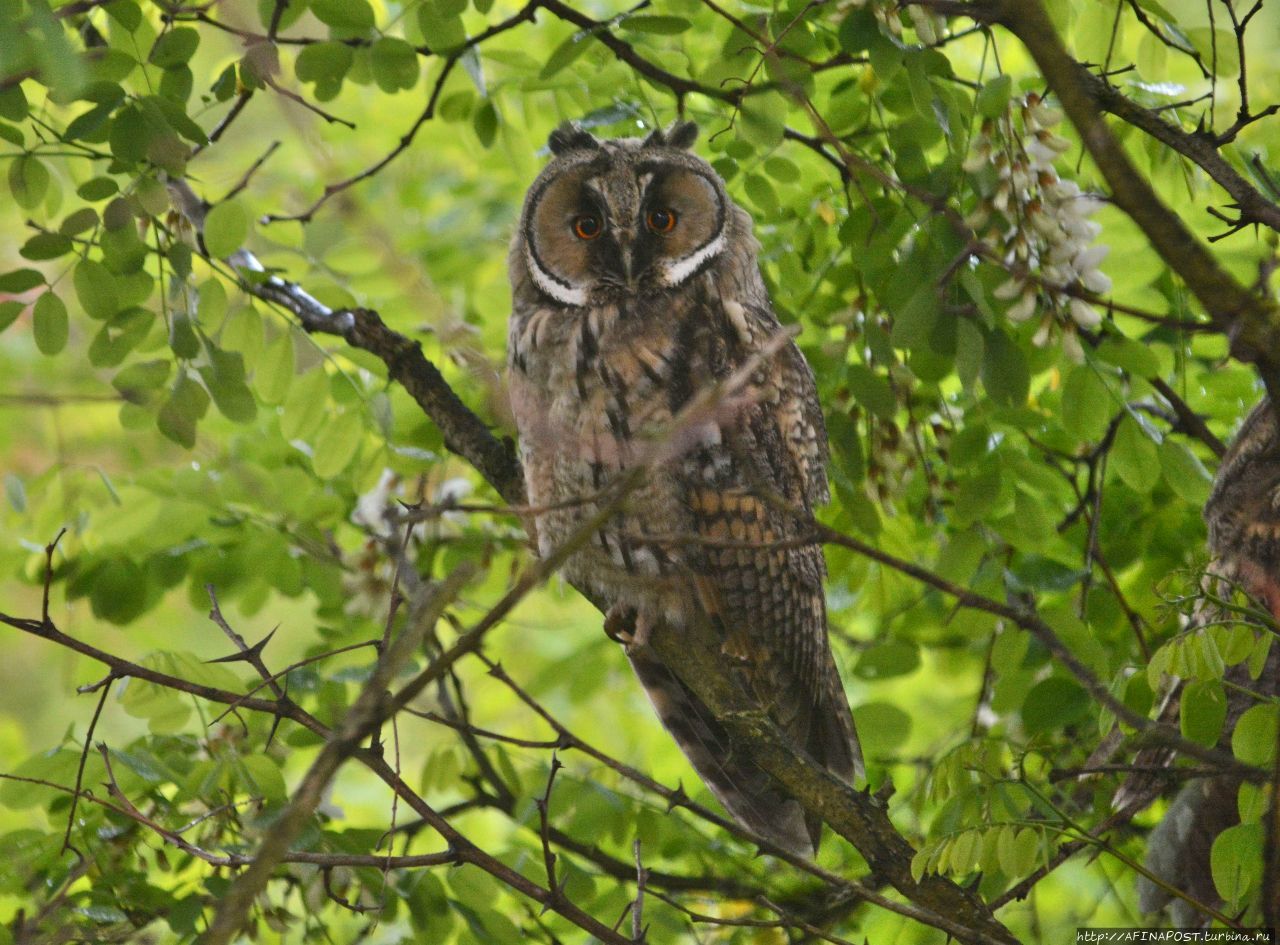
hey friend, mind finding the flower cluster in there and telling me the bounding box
[964,92,1111,361]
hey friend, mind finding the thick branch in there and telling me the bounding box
[642,613,1018,945]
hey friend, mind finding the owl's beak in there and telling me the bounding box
[614,233,636,286]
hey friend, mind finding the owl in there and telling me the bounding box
[1112,399,1280,921]
[506,120,862,857]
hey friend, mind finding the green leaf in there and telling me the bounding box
[74,259,119,319]
[113,359,172,404]
[311,0,375,32]
[890,284,939,350]
[1060,366,1112,442]
[0,301,23,334]
[975,74,1012,119]
[473,100,498,147]
[280,368,330,440]
[0,269,45,293]
[851,701,912,753]
[846,364,896,419]
[1111,415,1159,492]
[295,42,354,99]
[60,207,100,236]
[89,308,153,367]
[371,37,419,93]
[1022,677,1089,734]
[620,14,691,33]
[981,329,1029,406]
[157,371,211,448]
[1187,28,1240,77]
[19,231,73,261]
[854,640,920,680]
[106,0,143,31]
[1180,680,1226,746]
[237,755,287,801]
[199,346,258,424]
[540,32,591,79]
[837,8,881,53]
[1233,704,1279,767]
[32,292,68,355]
[108,104,148,164]
[738,96,786,148]
[1159,438,1212,505]
[1095,336,1160,377]
[78,177,119,201]
[89,558,148,623]
[311,409,363,478]
[1211,823,1263,905]
[1012,827,1041,876]
[203,200,250,258]
[419,1,467,52]
[0,85,28,122]
[0,750,86,810]
[170,314,200,359]
[149,27,200,68]
[742,173,778,216]
[757,157,796,185]
[257,332,296,405]
[8,155,50,209]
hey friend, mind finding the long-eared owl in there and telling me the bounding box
[506,120,862,856]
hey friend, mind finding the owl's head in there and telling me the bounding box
[516,121,732,307]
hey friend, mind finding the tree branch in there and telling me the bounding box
[983,0,1280,400]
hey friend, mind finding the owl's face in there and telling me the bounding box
[517,121,730,307]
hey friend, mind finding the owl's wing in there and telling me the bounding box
[656,299,861,853]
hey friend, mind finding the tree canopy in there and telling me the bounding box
[2,0,1280,942]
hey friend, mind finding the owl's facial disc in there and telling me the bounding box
[523,163,606,306]
[523,146,728,305]
[635,165,727,288]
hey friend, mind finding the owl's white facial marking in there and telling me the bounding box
[660,229,727,287]
[526,244,588,307]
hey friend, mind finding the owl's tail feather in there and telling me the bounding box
[628,649,855,858]
[802,658,865,845]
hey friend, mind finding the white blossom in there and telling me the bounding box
[960,90,1112,357]
[1062,329,1085,363]
[1008,291,1038,323]
[994,276,1025,300]
[1068,297,1102,329]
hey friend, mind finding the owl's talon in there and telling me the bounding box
[603,606,636,645]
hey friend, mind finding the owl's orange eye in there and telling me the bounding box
[573,215,602,240]
[646,209,677,233]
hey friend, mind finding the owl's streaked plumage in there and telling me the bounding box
[506,121,862,856]
[1113,400,1280,922]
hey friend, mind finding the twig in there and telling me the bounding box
[202,567,474,945]
[632,839,648,943]
[61,678,113,857]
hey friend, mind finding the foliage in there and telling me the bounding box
[1,0,1279,941]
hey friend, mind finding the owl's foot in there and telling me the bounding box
[603,605,636,645]
[603,605,652,655]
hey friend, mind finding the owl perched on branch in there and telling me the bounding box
[1114,399,1280,923]
[506,121,862,856]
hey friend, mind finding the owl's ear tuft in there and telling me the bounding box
[548,122,600,155]
[665,120,698,150]
[642,121,698,150]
